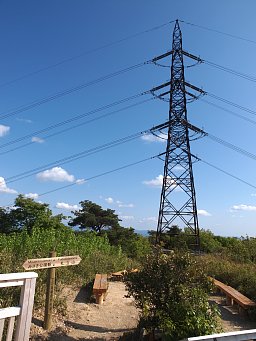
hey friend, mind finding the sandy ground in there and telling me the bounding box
[209,294,256,332]
[30,284,256,340]
[30,281,139,341]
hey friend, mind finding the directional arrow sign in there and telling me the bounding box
[23,255,81,270]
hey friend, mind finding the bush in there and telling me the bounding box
[125,249,220,340]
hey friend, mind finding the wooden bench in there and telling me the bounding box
[210,277,256,315]
[93,274,108,304]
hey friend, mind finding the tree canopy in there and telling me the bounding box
[68,200,121,233]
[0,195,64,233]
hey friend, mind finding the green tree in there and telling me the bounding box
[0,195,65,233]
[105,226,151,259]
[125,249,220,340]
[69,200,121,233]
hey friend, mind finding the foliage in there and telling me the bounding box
[69,200,121,233]
[0,227,130,312]
[199,254,256,302]
[104,226,151,260]
[0,195,64,233]
[125,249,220,340]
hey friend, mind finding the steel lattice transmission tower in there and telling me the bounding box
[152,20,205,249]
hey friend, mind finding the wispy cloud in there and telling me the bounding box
[231,204,256,212]
[198,209,211,217]
[105,197,114,204]
[143,175,163,187]
[25,193,39,199]
[31,136,45,143]
[0,177,17,194]
[0,125,10,137]
[56,202,80,211]
[120,215,134,220]
[141,133,166,143]
[140,216,158,223]
[118,203,134,208]
[37,167,75,182]
[17,118,32,124]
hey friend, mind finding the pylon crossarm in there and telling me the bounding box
[181,50,203,63]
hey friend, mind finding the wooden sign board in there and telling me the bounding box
[23,255,81,270]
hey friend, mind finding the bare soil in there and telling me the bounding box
[30,281,139,341]
[209,294,256,332]
[30,284,256,340]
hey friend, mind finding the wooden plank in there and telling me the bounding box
[6,316,15,341]
[14,277,36,341]
[211,278,256,308]
[0,280,24,288]
[0,319,4,340]
[180,328,256,340]
[0,307,20,319]
[0,272,38,281]
[23,255,81,270]
[93,274,107,292]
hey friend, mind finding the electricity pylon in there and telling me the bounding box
[151,20,205,250]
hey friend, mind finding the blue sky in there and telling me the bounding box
[1,1,256,236]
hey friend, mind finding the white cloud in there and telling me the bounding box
[37,167,75,182]
[251,194,256,197]
[76,179,85,185]
[0,125,10,137]
[25,193,39,199]
[231,204,256,212]
[118,203,134,208]
[120,215,134,220]
[141,133,166,143]
[198,209,211,217]
[143,175,163,187]
[31,136,45,143]
[141,216,158,222]
[105,197,114,204]
[0,177,17,194]
[17,118,32,124]
[56,202,80,211]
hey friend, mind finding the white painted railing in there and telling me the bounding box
[0,272,38,341]
[180,329,256,341]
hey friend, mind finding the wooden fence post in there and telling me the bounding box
[43,251,56,330]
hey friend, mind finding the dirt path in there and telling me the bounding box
[209,294,256,332]
[30,281,139,340]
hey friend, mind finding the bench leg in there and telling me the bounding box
[226,295,232,305]
[96,293,104,305]
[238,306,247,316]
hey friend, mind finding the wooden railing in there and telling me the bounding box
[0,272,38,341]
[180,329,256,341]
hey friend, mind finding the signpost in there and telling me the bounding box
[23,252,81,330]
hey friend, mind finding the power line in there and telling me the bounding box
[5,129,149,184]
[201,98,256,126]
[38,153,161,198]
[208,92,256,117]
[0,97,153,156]
[180,20,256,45]
[203,59,256,83]
[200,158,256,191]
[0,61,149,121]
[0,20,175,89]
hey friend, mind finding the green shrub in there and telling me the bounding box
[125,249,220,340]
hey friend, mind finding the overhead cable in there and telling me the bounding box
[38,153,163,198]
[0,98,153,156]
[0,61,149,121]
[0,20,175,89]
[180,20,256,45]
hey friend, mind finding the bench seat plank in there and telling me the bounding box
[211,277,256,309]
[93,274,108,304]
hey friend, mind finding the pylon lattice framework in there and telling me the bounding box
[154,20,204,249]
